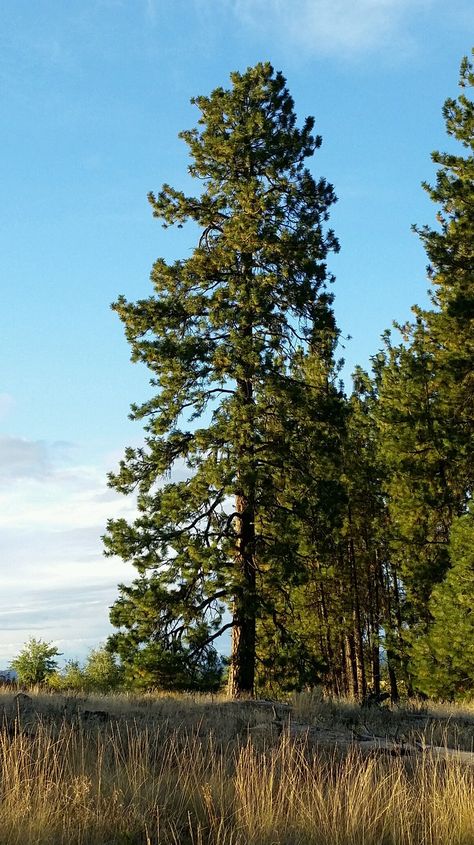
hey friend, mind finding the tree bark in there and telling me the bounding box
[387,650,399,703]
[228,260,257,698]
[345,632,359,698]
[228,490,257,697]
[370,550,382,697]
[347,514,367,699]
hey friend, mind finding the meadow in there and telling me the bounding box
[0,687,473,845]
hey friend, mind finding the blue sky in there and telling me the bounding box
[0,0,472,665]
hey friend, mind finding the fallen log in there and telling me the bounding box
[353,738,474,765]
[285,727,474,766]
[424,745,474,765]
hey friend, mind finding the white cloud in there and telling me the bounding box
[0,435,52,481]
[0,435,139,665]
[0,514,137,665]
[0,582,128,666]
[0,436,78,484]
[0,465,126,530]
[0,435,194,666]
[222,0,435,57]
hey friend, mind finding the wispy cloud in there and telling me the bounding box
[0,514,136,662]
[0,435,193,665]
[221,0,435,57]
[0,582,127,664]
[0,436,78,485]
[0,435,52,482]
[0,435,138,664]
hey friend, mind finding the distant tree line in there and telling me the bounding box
[8,638,123,694]
[15,53,472,701]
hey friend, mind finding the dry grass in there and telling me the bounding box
[0,688,473,845]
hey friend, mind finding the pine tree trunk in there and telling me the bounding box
[319,579,336,690]
[340,638,349,696]
[228,330,257,697]
[371,550,382,696]
[387,650,399,703]
[228,492,257,697]
[348,517,367,699]
[345,633,359,698]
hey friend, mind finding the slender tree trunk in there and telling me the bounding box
[371,550,381,696]
[383,560,401,702]
[387,650,399,703]
[391,562,409,698]
[372,636,381,697]
[345,632,359,698]
[340,637,349,697]
[319,578,336,689]
[347,513,367,699]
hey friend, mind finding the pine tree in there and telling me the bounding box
[104,63,340,696]
[415,50,474,478]
[375,327,460,619]
[375,52,473,625]
[255,365,403,701]
[371,53,473,696]
[341,369,400,700]
[254,344,347,695]
[294,369,402,701]
[410,507,474,699]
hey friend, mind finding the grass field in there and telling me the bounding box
[0,688,473,845]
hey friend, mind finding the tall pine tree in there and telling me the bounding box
[410,506,474,700]
[374,51,473,687]
[414,50,474,492]
[104,63,340,696]
[254,343,347,695]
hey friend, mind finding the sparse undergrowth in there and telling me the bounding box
[0,688,473,845]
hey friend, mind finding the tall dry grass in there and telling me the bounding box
[0,711,473,845]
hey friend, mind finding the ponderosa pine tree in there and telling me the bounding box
[254,341,347,695]
[414,50,474,478]
[104,63,340,696]
[374,52,473,687]
[409,506,474,699]
[375,325,460,619]
[339,369,399,700]
[287,368,402,700]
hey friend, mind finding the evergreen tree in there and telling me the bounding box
[375,326,460,620]
[254,345,347,695]
[255,366,404,701]
[415,50,474,479]
[410,507,474,699]
[104,63,340,696]
[375,52,473,633]
[340,369,399,700]
[293,369,402,700]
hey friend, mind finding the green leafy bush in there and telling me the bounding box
[10,638,61,685]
